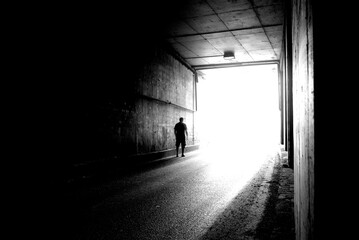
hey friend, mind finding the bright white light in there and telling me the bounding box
[197,65,280,177]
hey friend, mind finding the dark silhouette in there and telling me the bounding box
[174,117,188,157]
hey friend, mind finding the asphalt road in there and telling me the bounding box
[63,146,280,240]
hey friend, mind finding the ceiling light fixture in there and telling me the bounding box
[223,51,235,60]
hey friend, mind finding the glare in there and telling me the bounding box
[197,64,280,181]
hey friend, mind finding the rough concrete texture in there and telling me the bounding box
[269,156,294,239]
[65,46,199,183]
[291,0,315,239]
[120,47,197,156]
[253,148,294,240]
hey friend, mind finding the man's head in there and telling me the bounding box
[179,117,184,122]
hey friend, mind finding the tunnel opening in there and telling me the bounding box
[196,64,281,174]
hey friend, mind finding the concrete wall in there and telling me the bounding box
[102,47,195,158]
[121,47,197,155]
[291,0,315,239]
[280,1,351,238]
[62,45,198,182]
[279,0,294,168]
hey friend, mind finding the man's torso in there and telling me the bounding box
[175,122,187,139]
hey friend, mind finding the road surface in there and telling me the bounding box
[63,146,280,240]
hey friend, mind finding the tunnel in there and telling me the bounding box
[31,0,352,240]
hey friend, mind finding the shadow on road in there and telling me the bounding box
[199,154,282,240]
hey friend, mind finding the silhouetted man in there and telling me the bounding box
[174,117,188,157]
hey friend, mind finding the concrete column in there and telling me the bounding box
[285,0,294,169]
[291,0,314,239]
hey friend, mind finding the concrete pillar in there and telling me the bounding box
[284,0,294,169]
[279,56,286,147]
[291,0,314,239]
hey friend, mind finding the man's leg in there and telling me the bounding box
[176,141,179,157]
[181,142,185,157]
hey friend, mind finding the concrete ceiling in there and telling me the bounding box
[164,0,284,69]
